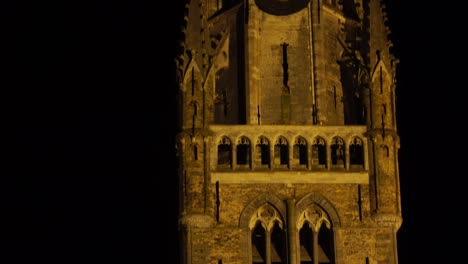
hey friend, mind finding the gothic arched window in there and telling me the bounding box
[237,136,252,168]
[293,136,308,168]
[311,137,327,169]
[381,145,390,158]
[349,137,364,168]
[252,222,266,264]
[217,136,232,169]
[298,205,335,264]
[256,136,271,169]
[331,137,345,168]
[274,136,289,168]
[250,204,286,264]
[193,144,198,161]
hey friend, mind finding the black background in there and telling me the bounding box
[5,1,464,263]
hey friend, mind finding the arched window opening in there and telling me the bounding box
[256,136,271,169]
[271,222,286,264]
[317,223,333,264]
[217,137,232,169]
[249,204,285,264]
[193,145,198,161]
[349,137,364,169]
[252,222,266,264]
[381,145,390,158]
[311,137,327,169]
[299,222,314,264]
[274,137,289,168]
[293,137,308,169]
[237,136,251,168]
[298,205,335,264]
[331,137,345,169]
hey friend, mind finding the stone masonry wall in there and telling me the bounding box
[254,7,313,125]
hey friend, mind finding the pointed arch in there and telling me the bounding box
[330,136,345,167]
[217,136,233,168]
[311,136,327,169]
[349,136,364,167]
[296,193,341,228]
[181,58,203,92]
[293,136,308,168]
[239,193,287,228]
[247,202,287,264]
[206,31,231,81]
[371,59,391,83]
[274,136,289,167]
[236,135,252,167]
[297,194,338,264]
[256,136,271,168]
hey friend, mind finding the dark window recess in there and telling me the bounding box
[349,138,364,165]
[299,222,313,264]
[331,138,345,166]
[252,222,266,264]
[275,139,289,166]
[217,137,232,166]
[317,222,333,263]
[193,145,198,161]
[294,138,308,166]
[237,144,250,165]
[271,222,286,264]
[261,145,270,165]
[237,137,251,166]
[312,138,327,167]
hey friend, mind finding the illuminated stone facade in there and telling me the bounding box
[175,1,401,263]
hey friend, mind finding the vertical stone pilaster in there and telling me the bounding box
[333,227,343,264]
[287,199,297,264]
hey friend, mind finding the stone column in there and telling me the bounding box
[287,199,297,264]
[270,144,274,170]
[345,143,350,170]
[266,231,272,264]
[232,145,237,170]
[313,231,319,264]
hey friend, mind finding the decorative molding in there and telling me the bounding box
[239,192,287,228]
[296,192,341,228]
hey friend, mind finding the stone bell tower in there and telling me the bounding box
[175,0,401,264]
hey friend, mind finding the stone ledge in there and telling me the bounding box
[211,171,369,184]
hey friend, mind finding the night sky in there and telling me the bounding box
[5,1,463,263]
